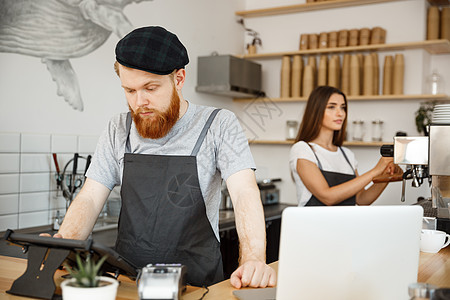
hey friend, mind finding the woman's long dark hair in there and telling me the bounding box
[295,86,348,146]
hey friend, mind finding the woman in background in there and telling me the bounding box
[289,86,400,206]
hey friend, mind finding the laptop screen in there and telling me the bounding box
[276,206,422,300]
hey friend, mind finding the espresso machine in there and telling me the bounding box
[381,124,450,233]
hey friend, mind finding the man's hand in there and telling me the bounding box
[230,260,277,289]
[226,170,277,289]
[39,233,63,238]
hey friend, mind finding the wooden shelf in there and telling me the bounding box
[343,141,392,147]
[236,0,447,18]
[239,40,450,58]
[237,1,445,150]
[234,94,450,103]
[249,140,391,147]
[428,0,450,5]
[236,0,399,18]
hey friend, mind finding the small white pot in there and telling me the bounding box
[60,276,118,300]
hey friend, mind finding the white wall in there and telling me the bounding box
[0,0,245,135]
[232,0,450,205]
[0,0,245,230]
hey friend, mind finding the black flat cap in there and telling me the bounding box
[115,26,189,75]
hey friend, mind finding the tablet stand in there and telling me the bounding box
[3,229,138,299]
[7,245,70,299]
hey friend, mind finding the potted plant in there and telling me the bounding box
[415,101,436,136]
[237,18,262,54]
[60,253,118,300]
[246,32,262,55]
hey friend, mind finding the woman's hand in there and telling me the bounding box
[382,162,396,175]
[372,157,394,178]
[384,163,403,176]
[372,162,403,183]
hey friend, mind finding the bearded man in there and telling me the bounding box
[51,26,276,288]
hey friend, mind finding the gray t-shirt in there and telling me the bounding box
[86,101,256,240]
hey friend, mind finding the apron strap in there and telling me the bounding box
[191,109,222,156]
[339,147,356,175]
[307,143,355,175]
[125,112,132,153]
[306,143,323,170]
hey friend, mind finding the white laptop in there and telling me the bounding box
[275,205,423,300]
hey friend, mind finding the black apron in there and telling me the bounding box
[115,109,224,287]
[305,143,357,206]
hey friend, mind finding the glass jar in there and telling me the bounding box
[286,120,298,140]
[408,282,436,300]
[426,70,444,95]
[352,120,364,141]
[371,120,384,141]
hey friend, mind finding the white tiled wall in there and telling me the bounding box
[0,174,20,194]
[0,154,20,173]
[0,194,19,215]
[0,132,98,231]
[21,134,51,153]
[0,133,21,152]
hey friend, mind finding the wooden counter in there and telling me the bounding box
[1,247,449,299]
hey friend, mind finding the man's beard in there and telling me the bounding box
[130,88,180,139]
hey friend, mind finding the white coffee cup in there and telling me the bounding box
[420,229,450,253]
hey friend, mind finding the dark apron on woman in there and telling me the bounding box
[115,109,224,287]
[305,143,357,206]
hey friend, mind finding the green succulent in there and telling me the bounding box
[64,253,108,287]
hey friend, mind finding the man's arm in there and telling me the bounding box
[56,178,111,239]
[226,169,277,288]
